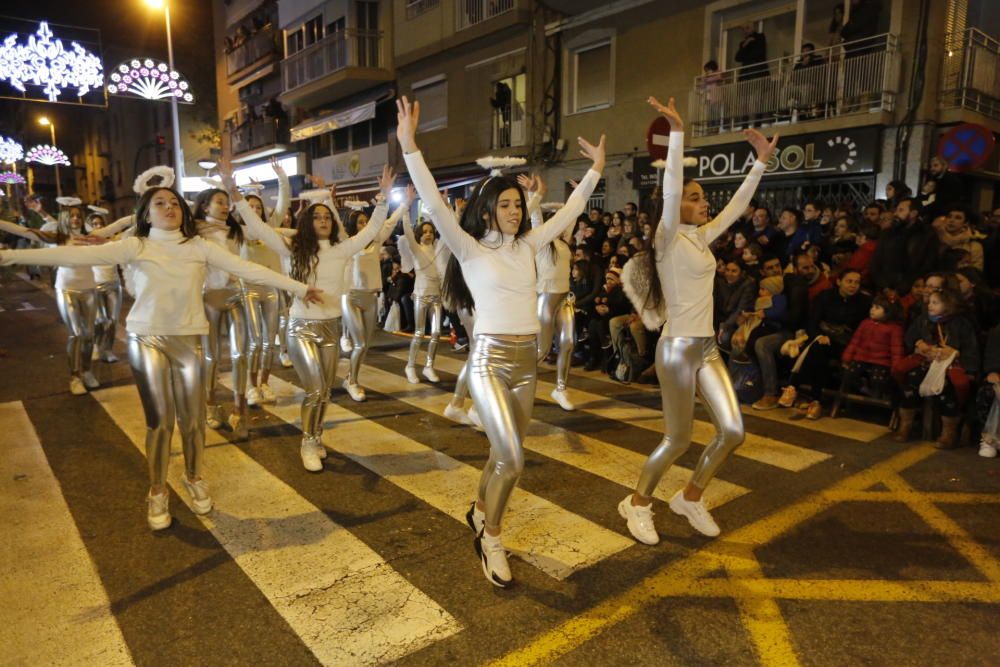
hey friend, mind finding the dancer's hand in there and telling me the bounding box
[217,158,237,191]
[745,128,778,164]
[396,96,420,154]
[303,286,324,305]
[377,164,396,200]
[578,135,606,173]
[648,96,683,131]
[327,182,337,202]
[516,174,535,193]
[269,156,285,177]
[405,184,417,207]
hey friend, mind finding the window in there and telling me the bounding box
[571,40,613,113]
[304,16,323,46]
[492,71,526,148]
[412,75,448,132]
[286,14,321,56]
[351,121,372,150]
[332,127,350,154]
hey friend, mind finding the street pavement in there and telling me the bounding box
[2,275,998,666]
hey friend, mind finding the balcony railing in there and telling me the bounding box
[282,29,383,93]
[229,118,287,156]
[940,28,1000,120]
[457,0,514,31]
[226,25,279,77]
[492,102,525,149]
[688,33,899,137]
[407,0,439,19]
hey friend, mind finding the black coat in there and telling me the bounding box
[714,275,757,331]
[781,274,811,331]
[869,219,940,294]
[807,288,872,340]
[904,314,980,373]
[735,32,768,80]
[984,325,1000,374]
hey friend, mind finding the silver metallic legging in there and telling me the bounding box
[94,280,122,358]
[469,335,538,530]
[203,287,249,405]
[408,294,442,369]
[277,290,290,356]
[286,318,342,440]
[128,334,205,486]
[536,291,574,391]
[636,336,745,496]
[453,308,477,404]
[342,289,378,385]
[243,283,280,378]
[55,287,97,376]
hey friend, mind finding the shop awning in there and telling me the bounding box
[290,101,376,142]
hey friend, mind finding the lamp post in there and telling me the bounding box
[37,116,61,197]
[144,0,185,181]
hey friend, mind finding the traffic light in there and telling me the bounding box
[155,134,166,146]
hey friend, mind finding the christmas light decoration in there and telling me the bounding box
[0,171,25,184]
[25,144,70,166]
[0,22,104,102]
[107,58,193,103]
[0,136,23,163]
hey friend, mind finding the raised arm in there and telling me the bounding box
[89,214,135,239]
[526,135,605,248]
[647,96,685,255]
[334,164,396,257]
[268,157,290,227]
[0,238,138,267]
[517,174,546,230]
[220,160,292,258]
[703,128,777,245]
[0,219,54,243]
[203,242,309,297]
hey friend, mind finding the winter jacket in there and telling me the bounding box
[904,314,980,373]
[714,274,757,332]
[807,288,871,340]
[983,325,1000,374]
[842,319,905,368]
[869,219,940,294]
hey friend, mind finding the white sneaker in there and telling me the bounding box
[468,405,484,432]
[147,492,171,530]
[980,439,998,458]
[82,371,100,389]
[340,335,353,354]
[550,388,575,411]
[343,379,366,402]
[300,438,323,472]
[618,495,659,545]
[279,351,294,368]
[405,365,419,384]
[444,403,474,426]
[258,383,277,403]
[102,352,119,363]
[206,404,223,429]
[422,366,440,383]
[69,376,88,395]
[246,386,262,407]
[669,490,720,537]
[181,477,213,515]
[228,412,249,441]
[314,436,327,459]
[475,530,512,587]
[465,501,485,534]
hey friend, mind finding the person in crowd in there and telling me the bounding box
[749,206,780,251]
[977,325,1000,458]
[937,207,985,271]
[840,294,905,402]
[585,267,630,371]
[955,268,1000,333]
[885,180,912,211]
[715,259,757,350]
[925,156,963,217]
[735,23,768,80]
[869,197,939,296]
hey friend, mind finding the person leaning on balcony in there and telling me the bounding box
[735,23,768,81]
[840,0,882,55]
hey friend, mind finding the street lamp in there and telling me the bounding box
[37,116,61,197]
[143,0,185,181]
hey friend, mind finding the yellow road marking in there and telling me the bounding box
[823,490,1000,504]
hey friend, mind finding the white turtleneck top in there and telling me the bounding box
[656,131,766,337]
[399,211,450,298]
[530,199,573,295]
[0,228,308,335]
[343,211,397,291]
[404,150,600,336]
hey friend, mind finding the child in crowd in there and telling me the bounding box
[840,294,904,401]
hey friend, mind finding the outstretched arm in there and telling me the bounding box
[649,96,684,254]
[89,215,135,239]
[518,174,546,230]
[526,136,605,248]
[0,219,55,243]
[335,165,396,257]
[703,129,777,244]
[0,238,138,267]
[268,157,290,228]
[203,243,314,298]
[220,159,292,258]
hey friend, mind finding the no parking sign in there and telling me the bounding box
[938,123,996,172]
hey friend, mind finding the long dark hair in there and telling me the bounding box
[344,209,368,236]
[193,188,244,243]
[634,179,683,313]
[289,203,341,284]
[134,186,198,240]
[441,175,529,312]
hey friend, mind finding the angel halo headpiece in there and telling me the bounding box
[133,166,176,195]
[298,188,330,204]
[87,205,109,216]
[343,199,367,211]
[540,202,563,212]
[475,155,527,178]
[55,196,83,208]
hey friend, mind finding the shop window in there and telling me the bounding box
[570,39,613,113]
[332,127,350,154]
[351,121,372,150]
[412,75,448,132]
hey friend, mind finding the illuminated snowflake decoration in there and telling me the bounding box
[107,58,193,103]
[0,22,104,102]
[0,171,26,184]
[25,144,70,166]
[0,136,23,163]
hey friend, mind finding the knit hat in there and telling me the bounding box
[759,276,783,296]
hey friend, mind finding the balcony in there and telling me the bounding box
[457,0,514,31]
[688,33,899,138]
[940,28,1000,122]
[406,0,440,19]
[226,25,280,84]
[280,29,392,109]
[229,118,290,161]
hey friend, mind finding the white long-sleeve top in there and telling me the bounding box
[343,211,397,291]
[530,196,573,294]
[198,217,243,290]
[235,199,398,320]
[90,215,134,284]
[404,150,600,336]
[400,211,450,298]
[0,228,308,335]
[655,131,766,337]
[39,221,97,291]
[240,169,289,274]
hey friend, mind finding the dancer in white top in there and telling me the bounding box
[397,96,605,587]
[0,185,319,529]
[85,206,124,364]
[618,97,776,544]
[222,160,401,471]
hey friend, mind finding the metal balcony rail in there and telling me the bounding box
[688,33,899,137]
[492,102,525,148]
[940,28,1000,120]
[229,118,285,156]
[456,0,514,31]
[282,29,383,93]
[226,26,279,76]
[407,0,440,19]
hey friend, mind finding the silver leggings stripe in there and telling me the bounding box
[94,280,122,358]
[636,336,745,496]
[128,334,205,486]
[203,287,250,405]
[408,294,442,369]
[286,318,342,440]
[469,335,538,530]
[536,291,575,392]
[342,289,378,385]
[55,287,97,376]
[243,283,280,378]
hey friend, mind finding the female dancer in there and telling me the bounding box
[618,97,776,544]
[399,186,449,384]
[194,187,254,439]
[397,96,605,586]
[0,185,318,529]
[86,206,123,364]
[238,158,291,406]
[222,161,400,471]
[340,197,398,401]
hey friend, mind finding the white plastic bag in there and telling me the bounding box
[918,351,957,397]
[384,301,401,332]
